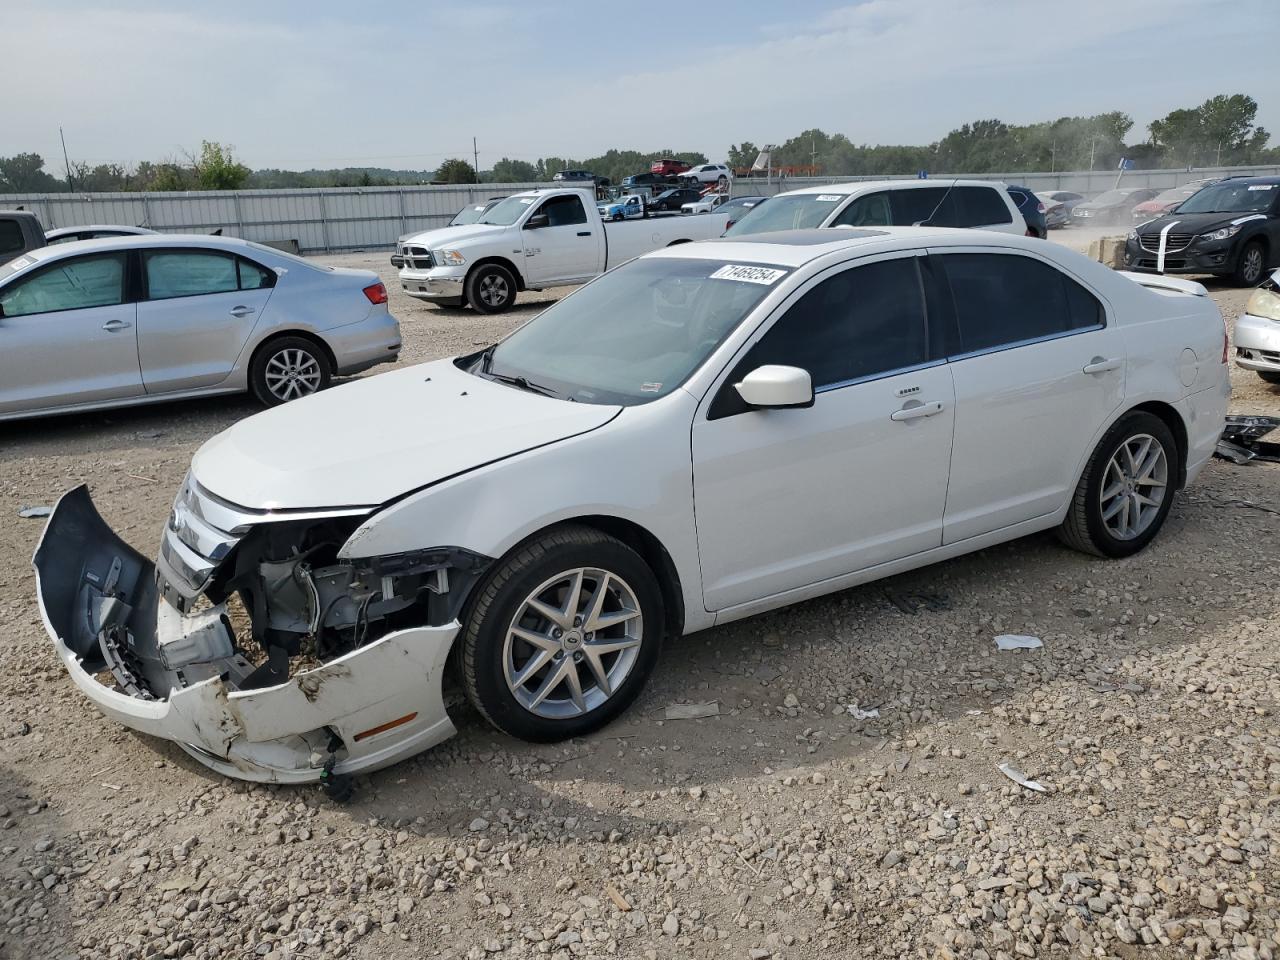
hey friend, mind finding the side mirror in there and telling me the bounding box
[734,365,814,409]
[525,213,549,229]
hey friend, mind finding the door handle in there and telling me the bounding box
[229,306,256,318]
[101,319,132,332]
[1082,356,1122,375]
[890,400,944,422]
[577,231,592,237]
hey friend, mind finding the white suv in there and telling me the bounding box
[726,179,1028,237]
[685,163,732,185]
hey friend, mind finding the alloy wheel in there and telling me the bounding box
[478,273,509,307]
[1242,246,1263,284]
[503,567,644,719]
[1099,434,1168,541]
[263,348,323,401]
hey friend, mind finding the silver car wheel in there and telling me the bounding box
[263,348,323,402]
[503,567,643,720]
[1099,433,1168,541]
[1242,246,1263,284]
[478,273,509,307]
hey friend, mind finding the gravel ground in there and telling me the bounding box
[0,235,1276,960]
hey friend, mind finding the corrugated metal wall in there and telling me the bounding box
[7,164,1279,253]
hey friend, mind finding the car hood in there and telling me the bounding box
[1132,200,1172,215]
[401,223,510,247]
[1135,211,1268,236]
[191,359,621,510]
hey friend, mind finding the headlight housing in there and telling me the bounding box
[1127,229,1138,242]
[434,249,466,267]
[1199,225,1241,243]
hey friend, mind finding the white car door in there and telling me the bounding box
[0,251,142,415]
[523,194,598,286]
[692,253,956,611]
[931,249,1126,543]
[136,249,276,393]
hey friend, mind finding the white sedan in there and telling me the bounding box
[681,193,728,215]
[35,228,1228,786]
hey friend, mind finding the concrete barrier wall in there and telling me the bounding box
[6,164,1278,253]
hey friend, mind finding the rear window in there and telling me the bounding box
[0,220,25,256]
[955,186,1014,225]
[725,193,844,235]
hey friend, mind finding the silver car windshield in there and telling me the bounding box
[477,257,789,405]
[478,196,539,225]
[725,194,839,236]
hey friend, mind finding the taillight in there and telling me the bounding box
[1222,313,1229,364]
[363,282,388,305]
[1025,228,1035,237]
[1037,202,1045,213]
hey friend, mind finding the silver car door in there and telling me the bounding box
[135,248,276,393]
[0,251,142,415]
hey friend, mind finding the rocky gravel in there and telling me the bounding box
[0,242,1276,959]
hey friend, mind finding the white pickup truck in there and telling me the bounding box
[393,187,726,312]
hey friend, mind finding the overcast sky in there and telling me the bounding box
[5,0,1277,171]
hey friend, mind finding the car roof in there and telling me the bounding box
[1225,176,1280,185]
[643,225,1041,268]
[19,233,266,263]
[45,224,156,236]
[778,178,1005,198]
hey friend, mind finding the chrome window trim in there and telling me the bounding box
[946,322,1106,363]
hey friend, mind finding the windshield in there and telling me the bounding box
[1089,190,1131,205]
[479,257,789,404]
[450,203,492,226]
[725,193,841,236]
[245,241,329,272]
[1151,185,1199,205]
[478,195,539,225]
[1175,181,1277,214]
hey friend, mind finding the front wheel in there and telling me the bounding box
[466,263,517,314]
[249,335,332,407]
[459,525,664,742]
[1057,411,1178,558]
[1233,241,1265,287]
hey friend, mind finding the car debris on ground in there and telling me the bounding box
[998,761,1050,793]
[1214,414,1280,464]
[994,634,1044,651]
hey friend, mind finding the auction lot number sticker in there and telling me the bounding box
[710,264,787,285]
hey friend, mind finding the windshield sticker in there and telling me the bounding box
[1247,185,1275,191]
[815,194,841,202]
[640,382,663,393]
[710,264,787,285]
[518,198,535,204]
[6,256,31,270]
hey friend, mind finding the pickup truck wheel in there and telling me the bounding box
[459,525,664,743]
[466,264,516,314]
[1233,241,1265,287]
[249,335,332,406]
[1057,412,1177,559]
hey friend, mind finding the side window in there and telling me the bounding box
[955,187,1013,226]
[237,257,273,290]
[0,220,25,256]
[833,192,892,227]
[938,253,1100,355]
[716,257,929,414]
[888,188,948,226]
[538,195,587,227]
[0,253,126,317]
[145,251,238,300]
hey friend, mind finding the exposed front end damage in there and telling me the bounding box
[34,482,490,783]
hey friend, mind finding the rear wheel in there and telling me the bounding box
[249,335,331,406]
[1057,412,1178,558]
[466,263,516,314]
[1233,241,1265,287]
[459,525,663,742]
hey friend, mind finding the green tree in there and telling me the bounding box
[0,153,63,193]
[490,157,538,182]
[192,141,250,190]
[435,158,478,184]
[727,142,758,171]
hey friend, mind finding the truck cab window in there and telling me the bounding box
[538,195,587,227]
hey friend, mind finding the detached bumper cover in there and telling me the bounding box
[33,486,458,783]
[1234,313,1280,373]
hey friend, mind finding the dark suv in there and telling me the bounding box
[1124,177,1280,286]
[0,211,46,264]
[1006,185,1047,238]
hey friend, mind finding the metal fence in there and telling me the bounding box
[7,164,1279,254]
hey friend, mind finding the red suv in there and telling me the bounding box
[650,157,691,176]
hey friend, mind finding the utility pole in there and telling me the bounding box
[810,134,817,174]
[473,137,479,175]
[1050,138,1056,174]
[59,126,75,191]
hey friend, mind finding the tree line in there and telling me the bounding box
[2,94,1275,195]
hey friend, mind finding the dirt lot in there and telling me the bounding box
[0,240,1277,960]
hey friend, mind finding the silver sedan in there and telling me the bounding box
[0,235,400,421]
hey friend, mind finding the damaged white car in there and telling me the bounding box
[35,227,1229,786]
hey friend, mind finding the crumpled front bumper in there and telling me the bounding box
[33,486,458,783]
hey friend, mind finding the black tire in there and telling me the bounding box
[465,263,517,314]
[1057,411,1179,559]
[1259,371,1280,385]
[248,335,332,407]
[459,525,664,743]
[1233,240,1266,287]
